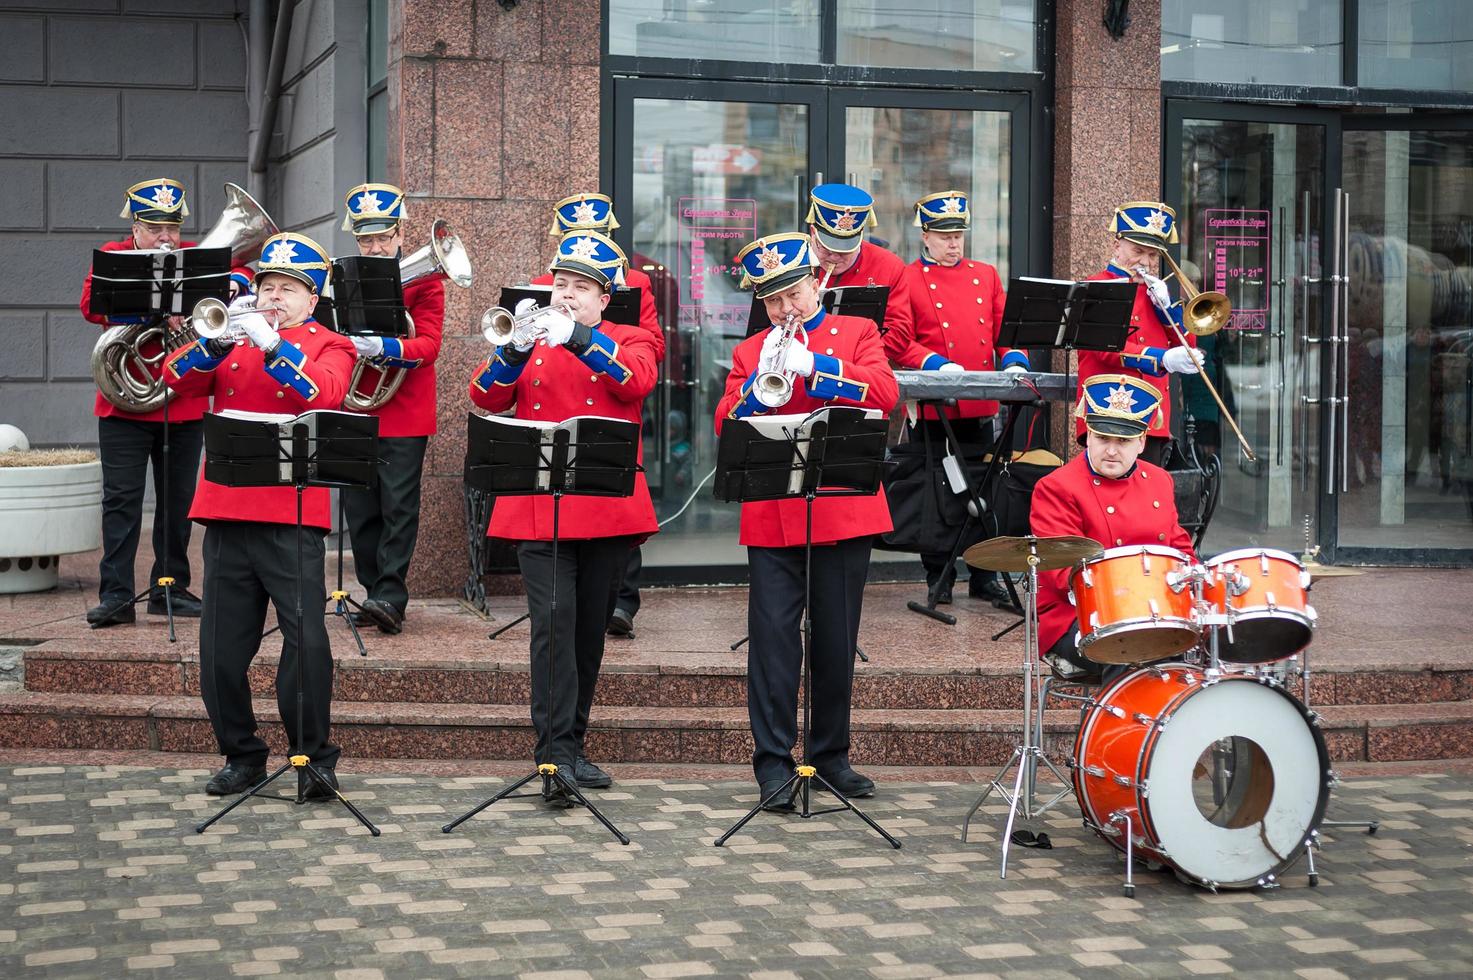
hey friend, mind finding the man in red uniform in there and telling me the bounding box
[806,182,913,341]
[887,190,1031,604]
[533,193,665,639]
[164,232,357,798]
[1030,375,1196,682]
[468,230,659,805]
[716,232,898,808]
[79,178,254,627]
[1077,202,1205,466]
[336,182,444,634]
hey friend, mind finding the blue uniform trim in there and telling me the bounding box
[471,348,526,392]
[262,341,320,400]
[1104,262,1131,279]
[728,371,767,419]
[1151,299,1185,331]
[1000,349,1030,370]
[1123,346,1168,376]
[576,327,632,384]
[920,352,951,371]
[808,352,870,403]
[167,337,225,379]
[375,336,422,370]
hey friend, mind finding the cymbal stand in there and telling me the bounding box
[960,544,1071,877]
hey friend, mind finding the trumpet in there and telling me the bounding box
[188,296,275,344]
[480,301,576,349]
[754,313,801,408]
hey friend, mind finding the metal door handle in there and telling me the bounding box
[1325,189,1342,496]
[1340,191,1351,494]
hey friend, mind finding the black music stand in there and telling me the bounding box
[442,413,639,845]
[88,246,232,640]
[194,410,382,837]
[499,284,643,327]
[745,284,890,337]
[710,407,900,850]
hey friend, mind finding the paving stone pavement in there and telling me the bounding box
[2,766,1472,979]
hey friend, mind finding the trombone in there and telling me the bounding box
[1136,254,1255,460]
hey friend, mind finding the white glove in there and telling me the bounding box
[937,361,965,374]
[514,297,538,316]
[540,309,577,348]
[351,335,385,358]
[1003,363,1030,375]
[1146,275,1173,312]
[1163,346,1205,374]
[781,338,815,378]
[759,324,787,368]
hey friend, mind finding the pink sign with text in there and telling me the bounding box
[678,198,757,335]
[1203,208,1270,331]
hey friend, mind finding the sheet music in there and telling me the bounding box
[743,407,883,494]
[215,409,363,482]
[475,414,632,491]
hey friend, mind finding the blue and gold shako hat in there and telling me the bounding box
[914,190,970,231]
[342,182,405,236]
[806,182,876,254]
[1075,374,1163,438]
[258,232,332,294]
[736,233,815,299]
[120,178,188,225]
[550,193,619,236]
[1113,201,1179,251]
[548,230,627,291]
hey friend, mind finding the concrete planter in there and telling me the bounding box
[0,460,103,593]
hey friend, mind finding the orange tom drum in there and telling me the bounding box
[1203,549,1317,665]
[1069,545,1198,664]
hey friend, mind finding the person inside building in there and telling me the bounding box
[885,189,1031,606]
[805,182,914,340]
[468,230,659,806]
[163,232,358,798]
[1030,375,1197,683]
[79,178,254,628]
[715,232,898,810]
[1078,201,1205,466]
[338,182,445,635]
[533,193,666,640]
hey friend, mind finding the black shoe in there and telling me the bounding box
[969,577,1009,603]
[606,608,634,638]
[1044,653,1102,684]
[542,770,577,809]
[345,609,375,627]
[205,762,266,796]
[574,755,612,789]
[86,598,136,628]
[299,766,339,802]
[818,767,875,798]
[758,778,796,813]
[360,598,403,635]
[148,586,201,617]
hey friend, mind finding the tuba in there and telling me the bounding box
[343,219,473,412]
[90,183,278,412]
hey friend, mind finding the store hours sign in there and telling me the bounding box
[1203,209,1270,332]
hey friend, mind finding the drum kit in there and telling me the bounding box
[960,535,1368,896]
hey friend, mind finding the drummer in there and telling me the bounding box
[1030,375,1196,682]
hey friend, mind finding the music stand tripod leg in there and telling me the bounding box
[327,493,368,657]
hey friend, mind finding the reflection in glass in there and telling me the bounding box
[844,106,1011,275]
[608,0,821,63]
[1358,1,1473,91]
[837,0,1035,71]
[1340,129,1473,550]
[1162,0,1341,86]
[629,98,809,567]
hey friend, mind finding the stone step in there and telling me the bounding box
[21,644,1473,710]
[1,692,1469,767]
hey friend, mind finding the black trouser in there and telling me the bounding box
[913,416,997,590]
[518,535,634,768]
[96,416,202,603]
[614,545,642,618]
[199,521,339,769]
[746,535,871,784]
[343,435,427,615]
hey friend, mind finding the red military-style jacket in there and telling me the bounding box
[890,256,1028,420]
[1029,453,1196,653]
[1075,264,1198,441]
[715,308,898,548]
[467,319,659,542]
[533,268,666,360]
[80,237,255,423]
[344,278,444,437]
[823,241,913,343]
[163,318,357,530]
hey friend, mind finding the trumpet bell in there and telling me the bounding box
[189,297,232,340]
[480,306,516,345]
[401,219,473,290]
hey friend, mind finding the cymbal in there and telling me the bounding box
[1302,561,1364,580]
[963,535,1104,573]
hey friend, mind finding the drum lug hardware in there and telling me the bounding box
[1147,598,1161,621]
[1138,779,1150,799]
[1112,774,1135,788]
[1203,880,1219,894]
[1083,765,1107,779]
[1166,569,1188,593]
[1081,566,1094,588]
[1089,611,1101,630]
[1266,590,1278,611]
[1259,553,1271,576]
[1132,712,1161,731]
[1230,571,1251,597]
[1142,552,1152,574]
[1255,875,1280,891]
[1305,709,1322,726]
[1327,770,1341,786]
[1105,705,1126,719]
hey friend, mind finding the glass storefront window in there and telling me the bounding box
[1358,1,1473,91]
[837,0,1036,71]
[608,0,821,63]
[843,105,1012,273]
[1162,0,1342,87]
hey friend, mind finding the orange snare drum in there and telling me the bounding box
[1069,545,1198,664]
[1072,664,1330,889]
[1203,549,1316,664]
